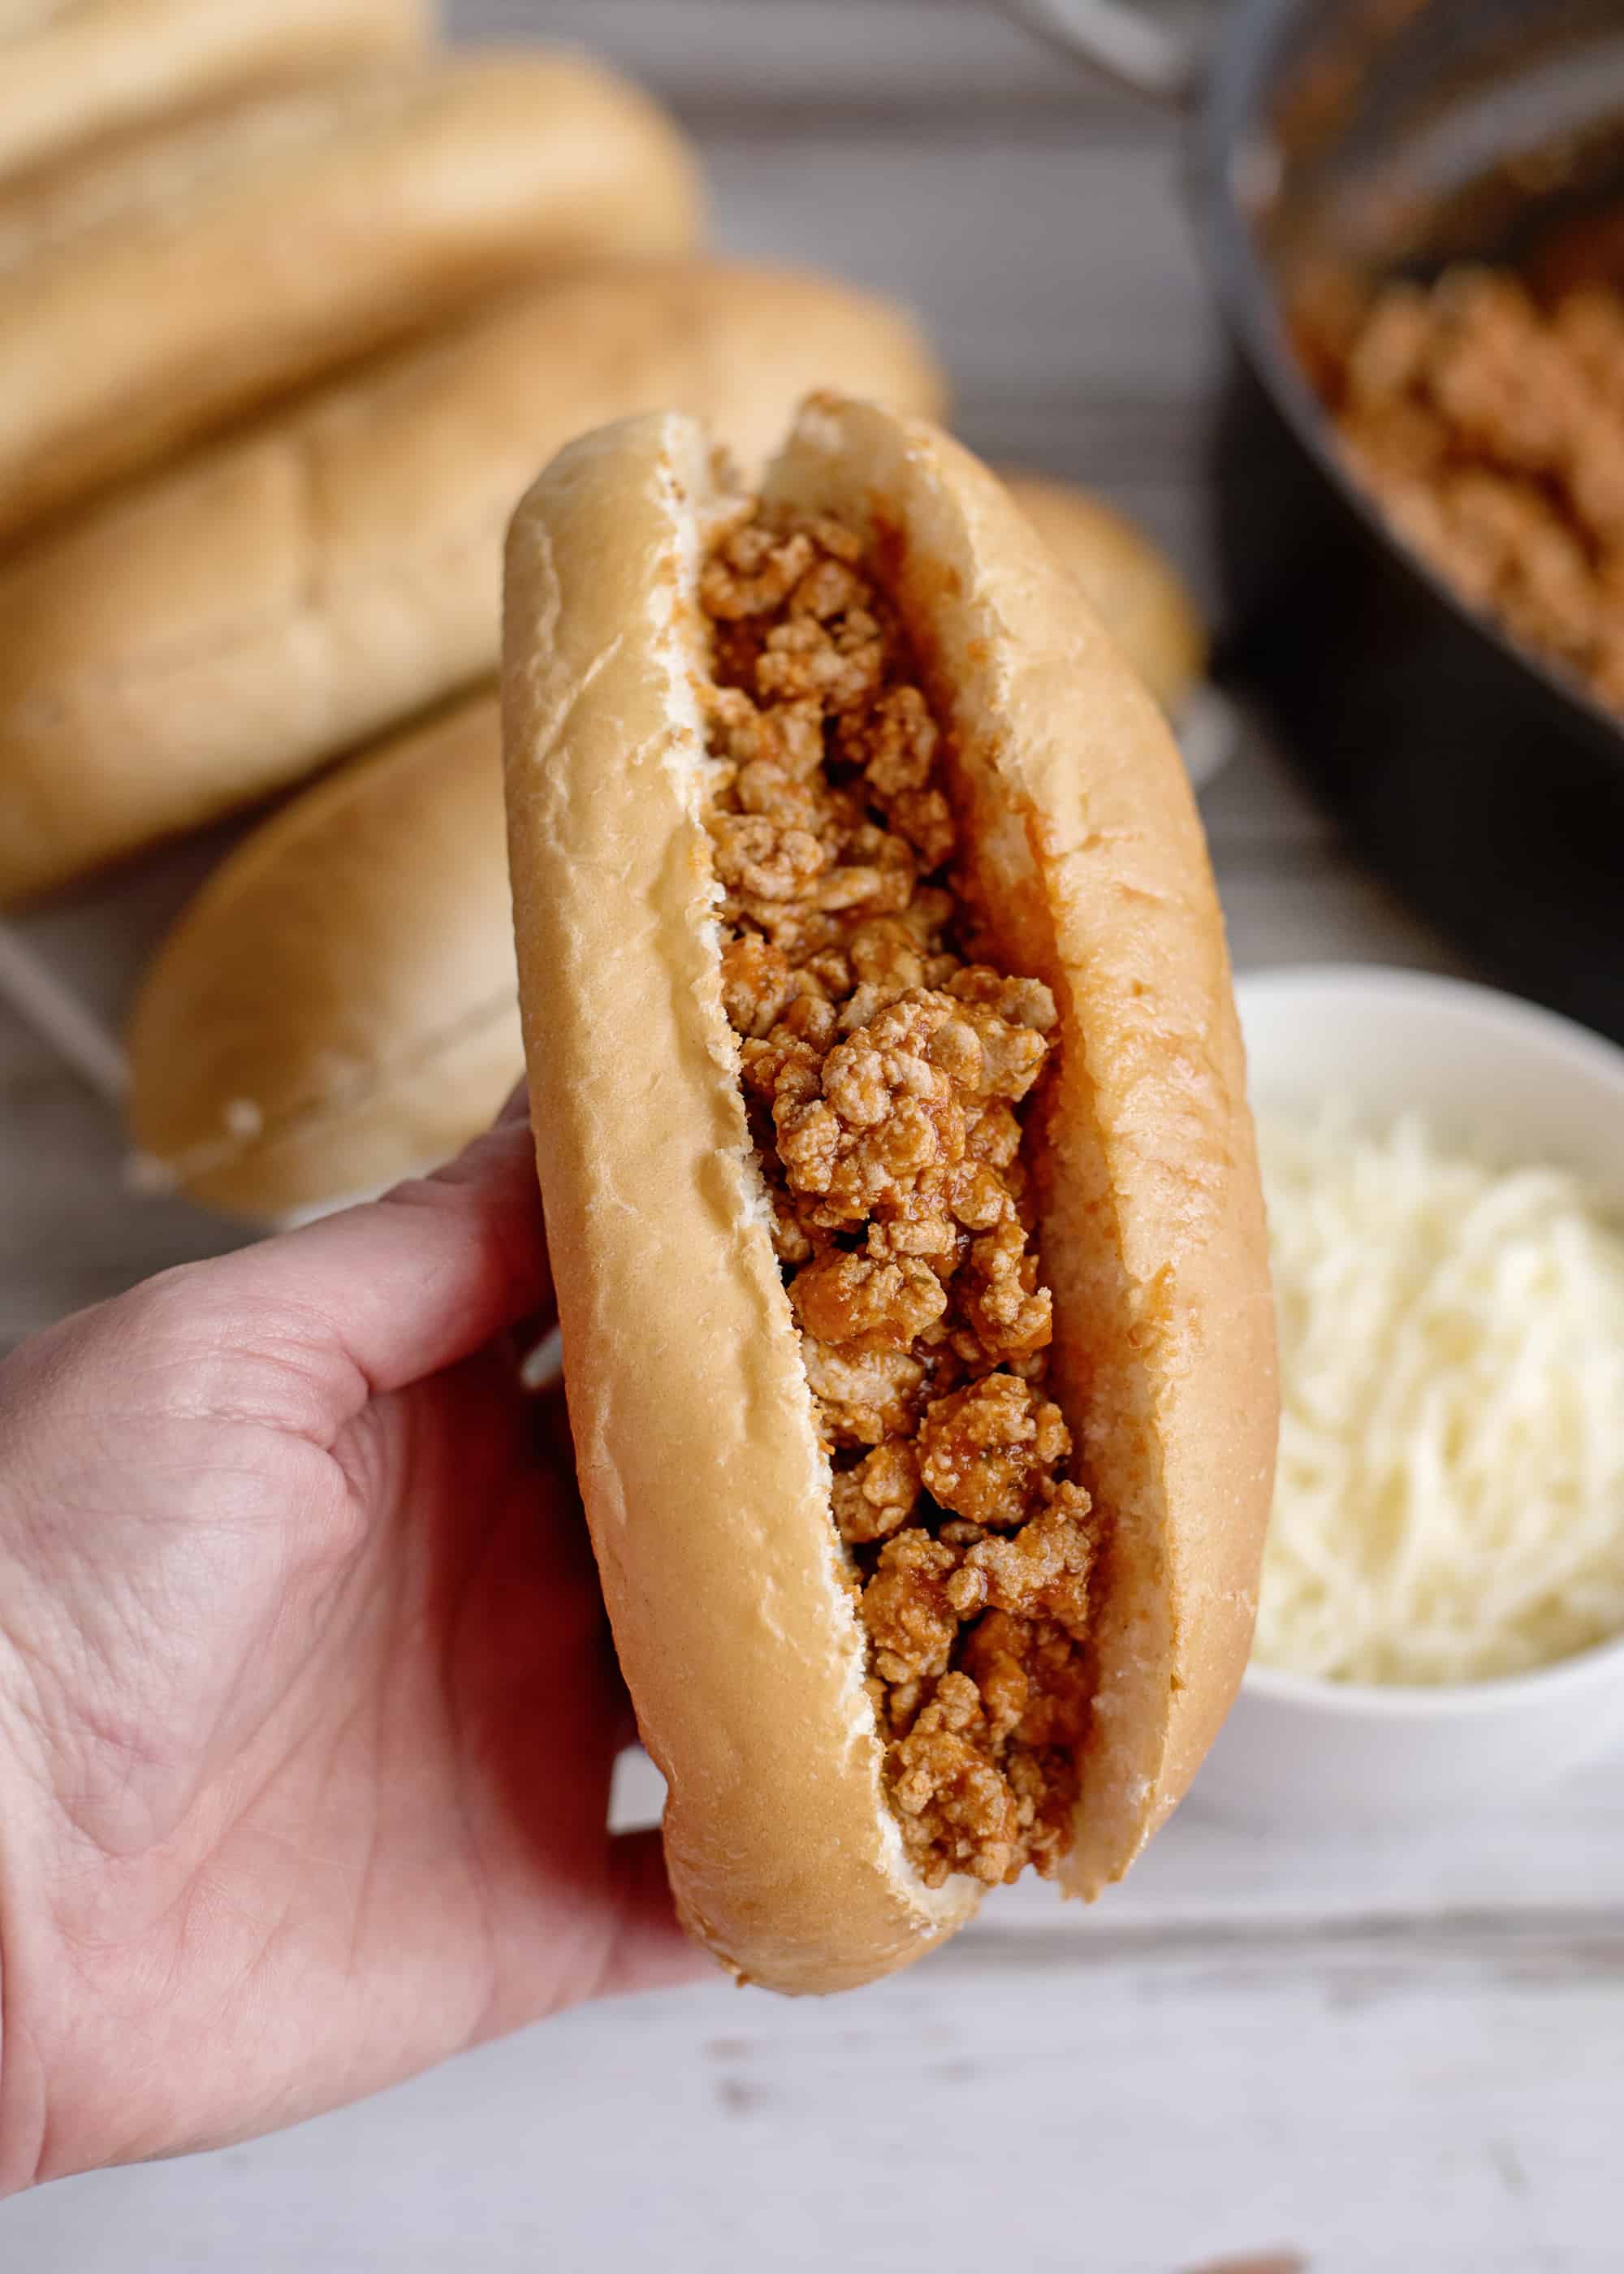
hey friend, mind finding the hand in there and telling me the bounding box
[0,1103,701,2191]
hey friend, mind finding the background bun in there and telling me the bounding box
[1000,470,1207,715]
[1,260,944,906]
[0,72,427,281]
[0,48,702,543]
[125,694,517,1224]
[0,0,428,187]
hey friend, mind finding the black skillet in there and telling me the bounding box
[1001,0,1624,1040]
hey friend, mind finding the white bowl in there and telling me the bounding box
[1190,964,1624,1829]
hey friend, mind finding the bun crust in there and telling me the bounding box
[1001,472,1207,715]
[0,49,701,543]
[503,402,1275,1990]
[126,695,519,1223]
[504,418,978,1992]
[0,260,944,906]
[0,0,428,186]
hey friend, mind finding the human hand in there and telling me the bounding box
[0,1103,702,2192]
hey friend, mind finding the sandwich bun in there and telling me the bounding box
[501,399,1276,1991]
[3,259,943,909]
[0,48,701,544]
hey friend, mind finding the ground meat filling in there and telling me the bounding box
[699,501,1095,1888]
[1310,266,1624,717]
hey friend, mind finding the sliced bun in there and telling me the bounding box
[126,694,519,1223]
[1001,472,1207,715]
[0,48,701,544]
[502,401,1275,1991]
[1,259,943,907]
[0,0,428,187]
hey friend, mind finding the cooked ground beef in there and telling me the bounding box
[1312,266,1624,715]
[699,501,1095,1888]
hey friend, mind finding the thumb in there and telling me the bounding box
[84,1110,555,1448]
[214,1108,553,1412]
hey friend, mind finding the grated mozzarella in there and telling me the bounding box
[1254,1103,1624,1685]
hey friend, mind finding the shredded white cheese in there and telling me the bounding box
[1255,1103,1624,1685]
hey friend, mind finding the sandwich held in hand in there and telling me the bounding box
[502,397,1276,1991]
[2,260,939,910]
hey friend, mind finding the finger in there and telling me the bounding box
[196,1113,554,1429]
[596,1828,715,1999]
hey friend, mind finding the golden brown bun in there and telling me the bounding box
[0,0,429,186]
[0,71,432,281]
[125,694,520,1222]
[502,401,1276,1992]
[0,259,944,910]
[0,49,701,543]
[1001,472,1207,715]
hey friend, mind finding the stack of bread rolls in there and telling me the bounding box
[0,1,430,184]
[0,1,1213,1223]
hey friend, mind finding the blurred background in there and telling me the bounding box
[2,2,1621,2268]
[2,0,1483,1344]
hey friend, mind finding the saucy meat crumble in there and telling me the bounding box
[699,501,1094,1889]
[1317,266,1624,717]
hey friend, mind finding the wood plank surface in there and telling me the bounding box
[5,7,1606,2271]
[8,1906,1620,2274]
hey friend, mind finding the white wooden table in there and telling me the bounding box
[4,6,1618,2268]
